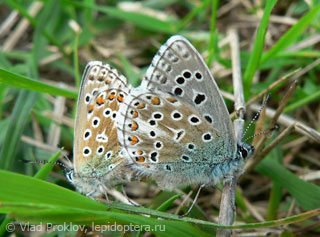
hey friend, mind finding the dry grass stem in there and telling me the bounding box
[2,2,43,51]
[217,28,244,237]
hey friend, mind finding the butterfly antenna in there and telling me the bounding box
[242,94,270,140]
[243,125,279,143]
[20,159,71,173]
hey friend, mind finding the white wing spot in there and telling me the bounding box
[96,131,108,143]
[92,117,100,128]
[96,146,104,155]
[85,93,91,104]
[105,151,112,160]
[202,132,213,142]
[188,115,201,125]
[171,110,183,121]
[83,147,91,157]
[83,129,91,140]
[103,108,112,118]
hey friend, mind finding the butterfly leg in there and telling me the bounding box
[98,183,112,210]
[86,190,97,199]
[179,183,206,218]
[121,185,140,206]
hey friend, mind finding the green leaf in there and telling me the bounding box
[1,170,319,231]
[0,91,38,170]
[256,155,320,210]
[0,69,77,98]
[261,4,320,64]
[157,194,183,212]
[284,90,320,113]
[64,0,176,33]
[33,150,61,180]
[243,0,277,91]
[0,171,208,236]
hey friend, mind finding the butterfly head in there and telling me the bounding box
[237,141,254,160]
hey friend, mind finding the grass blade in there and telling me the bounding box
[261,4,320,64]
[0,69,77,98]
[243,0,277,91]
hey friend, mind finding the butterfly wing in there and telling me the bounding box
[141,35,237,154]
[73,61,132,191]
[118,89,238,189]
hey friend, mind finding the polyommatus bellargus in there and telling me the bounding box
[117,35,254,193]
[68,61,140,198]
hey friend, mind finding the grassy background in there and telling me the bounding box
[0,0,320,236]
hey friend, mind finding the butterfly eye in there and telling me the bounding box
[66,171,74,183]
[240,148,248,158]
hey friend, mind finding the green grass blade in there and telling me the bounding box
[284,90,320,113]
[1,170,319,230]
[0,91,38,170]
[0,149,61,236]
[73,30,81,88]
[207,0,219,66]
[0,69,77,98]
[156,194,182,212]
[0,171,207,236]
[256,156,320,210]
[261,4,320,64]
[33,150,61,180]
[266,181,282,221]
[243,0,277,91]
[176,0,211,31]
[64,0,176,33]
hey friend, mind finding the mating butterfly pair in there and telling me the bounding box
[68,35,254,204]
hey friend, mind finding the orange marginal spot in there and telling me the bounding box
[117,95,124,102]
[108,94,116,100]
[133,111,138,118]
[98,76,104,81]
[131,136,139,145]
[151,97,160,105]
[96,96,104,105]
[88,105,94,113]
[131,121,138,131]
[167,97,177,103]
[136,156,145,163]
[137,103,145,109]
[88,74,94,80]
[137,150,143,155]
[132,111,138,118]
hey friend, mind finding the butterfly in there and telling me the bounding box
[68,61,141,199]
[117,35,254,193]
